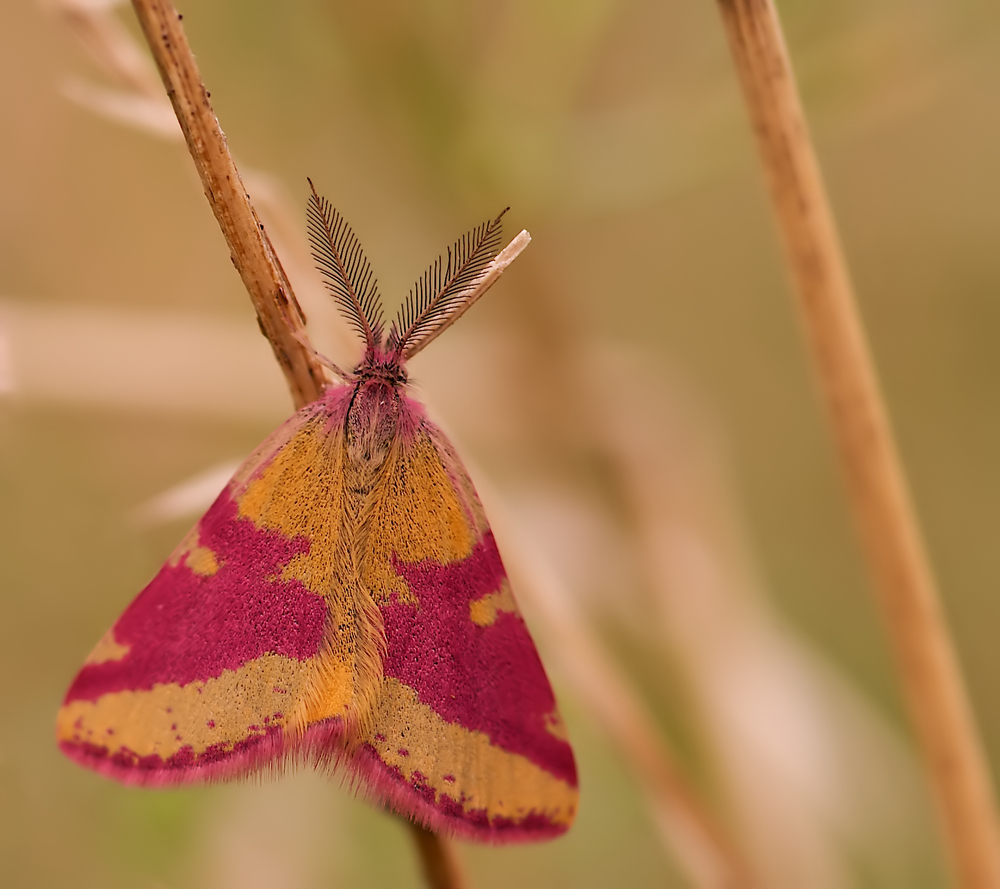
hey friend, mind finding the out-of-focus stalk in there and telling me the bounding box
[130,0,327,409]
[409,823,467,889]
[714,2,1000,886]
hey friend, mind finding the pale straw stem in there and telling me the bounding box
[714,2,1000,886]
[130,0,328,409]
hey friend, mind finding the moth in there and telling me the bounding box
[57,183,578,842]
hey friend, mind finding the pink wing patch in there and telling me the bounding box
[356,531,579,840]
[386,533,575,784]
[58,479,336,784]
[65,494,326,702]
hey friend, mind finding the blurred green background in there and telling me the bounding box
[2,0,999,886]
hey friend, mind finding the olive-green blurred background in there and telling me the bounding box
[2,1,999,887]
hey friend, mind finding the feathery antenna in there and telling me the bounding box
[388,210,508,358]
[307,179,384,352]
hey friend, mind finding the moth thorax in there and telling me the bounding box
[346,380,402,466]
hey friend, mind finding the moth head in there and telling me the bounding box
[352,348,409,387]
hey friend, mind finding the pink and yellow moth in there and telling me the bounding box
[57,183,578,842]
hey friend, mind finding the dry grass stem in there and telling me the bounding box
[130,0,327,408]
[52,0,361,366]
[715,1,1000,885]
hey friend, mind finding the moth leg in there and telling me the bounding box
[277,302,352,382]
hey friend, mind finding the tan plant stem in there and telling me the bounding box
[409,823,467,889]
[130,0,328,409]
[714,1,1000,886]
[128,2,467,886]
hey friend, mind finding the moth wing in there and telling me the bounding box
[346,420,579,841]
[57,393,358,785]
